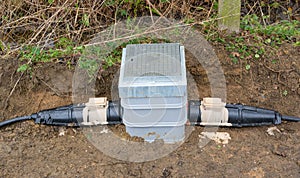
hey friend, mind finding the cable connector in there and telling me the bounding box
[188,98,286,127]
[82,97,109,125]
[200,98,231,126]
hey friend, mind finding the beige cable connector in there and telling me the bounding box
[200,98,231,126]
[82,97,108,125]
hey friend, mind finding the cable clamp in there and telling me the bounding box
[200,98,231,126]
[82,97,108,125]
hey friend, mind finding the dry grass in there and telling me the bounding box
[0,0,217,54]
[0,0,298,57]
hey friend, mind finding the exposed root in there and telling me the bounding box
[3,72,24,110]
[37,77,68,97]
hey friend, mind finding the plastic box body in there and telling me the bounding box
[118,43,187,143]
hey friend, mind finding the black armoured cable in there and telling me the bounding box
[282,115,300,122]
[0,115,33,127]
[0,100,299,128]
[187,100,300,126]
[0,101,123,128]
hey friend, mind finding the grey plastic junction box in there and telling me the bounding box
[118,43,187,143]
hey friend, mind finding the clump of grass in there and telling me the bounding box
[17,37,84,72]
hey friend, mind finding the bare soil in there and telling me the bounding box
[0,44,299,177]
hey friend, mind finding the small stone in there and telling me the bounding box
[58,127,65,136]
[267,126,281,136]
[177,160,184,166]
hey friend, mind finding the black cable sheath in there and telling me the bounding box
[282,115,300,122]
[0,116,33,127]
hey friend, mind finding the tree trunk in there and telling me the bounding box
[218,0,241,33]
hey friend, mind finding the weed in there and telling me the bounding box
[0,40,6,52]
[48,0,54,5]
[78,56,100,79]
[17,37,84,73]
[294,41,300,47]
[81,14,90,27]
[17,64,31,73]
[282,90,288,96]
[119,9,128,17]
[184,18,195,24]
[245,64,251,70]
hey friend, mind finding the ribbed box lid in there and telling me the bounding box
[118,43,187,98]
